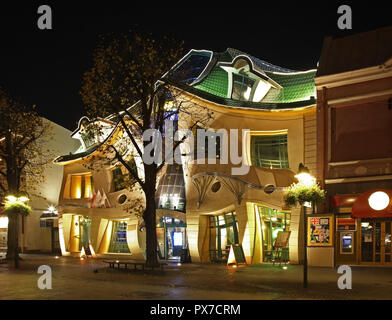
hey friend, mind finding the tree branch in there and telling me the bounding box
[109,145,146,191]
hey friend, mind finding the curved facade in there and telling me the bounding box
[54,48,317,264]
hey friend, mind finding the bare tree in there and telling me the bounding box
[80,31,212,266]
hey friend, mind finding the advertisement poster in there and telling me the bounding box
[308,215,334,246]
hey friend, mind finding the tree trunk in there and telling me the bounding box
[143,190,159,267]
[6,213,19,268]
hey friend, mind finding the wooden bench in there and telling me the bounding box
[103,260,167,271]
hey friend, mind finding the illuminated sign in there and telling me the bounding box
[368,191,390,211]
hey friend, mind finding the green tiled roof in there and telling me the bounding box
[262,70,316,103]
[190,49,316,106]
[194,67,228,98]
[176,82,316,111]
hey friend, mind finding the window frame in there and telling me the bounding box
[249,131,289,169]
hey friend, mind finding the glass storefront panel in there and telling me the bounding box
[386,222,391,263]
[157,217,187,260]
[79,217,91,251]
[360,219,392,264]
[108,221,130,253]
[257,206,290,262]
[209,212,239,263]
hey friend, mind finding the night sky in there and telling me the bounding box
[1,1,391,131]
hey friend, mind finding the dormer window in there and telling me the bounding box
[219,57,278,103]
[231,73,255,101]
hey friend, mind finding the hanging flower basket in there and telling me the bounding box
[283,182,325,207]
[4,201,32,217]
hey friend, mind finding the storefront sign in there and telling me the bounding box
[308,215,333,246]
[337,218,356,231]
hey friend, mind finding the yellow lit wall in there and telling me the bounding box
[84,174,93,199]
[71,175,82,199]
[98,220,113,254]
[68,215,81,252]
[65,173,93,199]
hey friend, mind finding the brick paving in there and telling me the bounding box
[0,254,391,300]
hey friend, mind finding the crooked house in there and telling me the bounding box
[54,48,318,264]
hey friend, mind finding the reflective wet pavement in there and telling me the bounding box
[1,254,392,300]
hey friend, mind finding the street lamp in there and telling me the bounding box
[294,164,316,289]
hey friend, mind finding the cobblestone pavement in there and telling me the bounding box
[1,254,392,300]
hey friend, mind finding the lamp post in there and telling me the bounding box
[294,165,316,289]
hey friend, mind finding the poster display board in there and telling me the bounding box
[307,215,334,247]
[274,231,291,248]
[227,244,246,265]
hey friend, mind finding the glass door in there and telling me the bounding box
[360,219,392,264]
[209,212,239,263]
[385,221,391,264]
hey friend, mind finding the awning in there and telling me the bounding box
[351,189,392,218]
[330,194,358,209]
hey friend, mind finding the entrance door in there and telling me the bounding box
[171,231,183,257]
[209,212,239,263]
[360,219,392,264]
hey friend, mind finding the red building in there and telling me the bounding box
[315,26,392,266]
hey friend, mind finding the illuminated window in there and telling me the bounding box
[250,134,289,169]
[108,221,130,253]
[231,73,255,101]
[64,173,94,199]
[111,159,137,192]
[209,212,239,262]
[258,206,290,262]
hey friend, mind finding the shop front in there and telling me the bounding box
[333,189,392,266]
[157,217,187,260]
[208,212,239,263]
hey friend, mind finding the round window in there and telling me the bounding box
[211,181,221,193]
[117,194,127,205]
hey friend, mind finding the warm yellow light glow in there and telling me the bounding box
[5,195,29,205]
[71,175,82,199]
[227,245,236,265]
[80,246,86,258]
[88,244,96,258]
[5,195,17,203]
[295,172,316,187]
[0,217,9,228]
[368,191,390,211]
[84,175,93,199]
[18,196,29,203]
